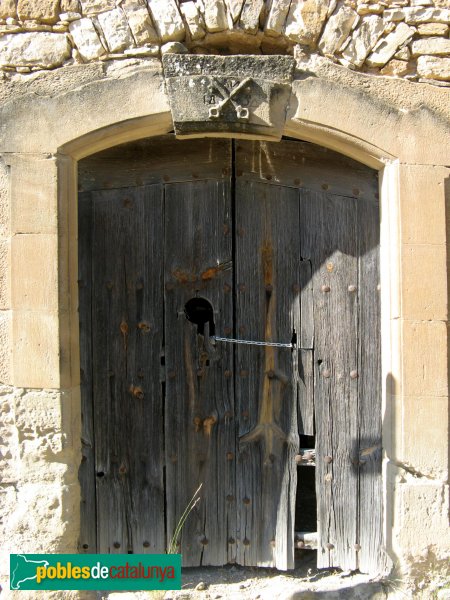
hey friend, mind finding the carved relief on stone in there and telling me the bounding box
[163,54,295,140]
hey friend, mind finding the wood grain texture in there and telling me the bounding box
[79,136,231,192]
[164,177,235,567]
[234,178,299,570]
[78,192,96,554]
[301,189,359,571]
[91,184,165,554]
[357,196,388,573]
[236,140,378,199]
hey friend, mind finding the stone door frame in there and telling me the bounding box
[2,66,449,574]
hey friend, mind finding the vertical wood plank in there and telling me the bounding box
[301,189,359,571]
[357,197,387,574]
[298,349,314,436]
[78,192,96,554]
[164,177,235,567]
[91,184,165,554]
[234,175,299,570]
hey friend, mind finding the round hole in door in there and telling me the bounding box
[184,297,215,336]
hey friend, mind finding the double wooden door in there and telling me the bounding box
[78,136,386,573]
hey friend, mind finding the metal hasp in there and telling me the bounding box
[162,54,295,141]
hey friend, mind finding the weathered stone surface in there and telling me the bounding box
[285,0,330,47]
[394,45,410,60]
[0,0,17,20]
[225,0,244,23]
[180,1,205,41]
[411,37,450,57]
[265,0,291,37]
[163,54,294,140]
[417,22,448,36]
[161,41,188,54]
[0,32,71,67]
[148,0,185,42]
[80,0,115,15]
[97,8,134,53]
[59,11,82,22]
[380,58,415,77]
[122,2,158,45]
[342,15,384,67]
[240,0,265,34]
[319,5,358,55]
[417,55,450,80]
[203,0,228,33]
[357,3,384,16]
[17,0,60,24]
[69,16,105,60]
[124,45,159,56]
[366,22,415,66]
[60,0,81,12]
[404,7,450,24]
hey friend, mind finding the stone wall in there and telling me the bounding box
[0,0,449,84]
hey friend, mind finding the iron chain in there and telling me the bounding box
[211,335,294,349]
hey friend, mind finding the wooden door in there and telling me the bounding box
[78,135,385,574]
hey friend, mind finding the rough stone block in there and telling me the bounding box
[417,22,448,36]
[0,311,12,383]
[12,234,58,312]
[380,58,415,77]
[404,7,450,25]
[0,158,10,239]
[417,55,450,80]
[148,0,185,42]
[366,22,415,67]
[411,37,450,57]
[80,0,115,15]
[12,310,61,389]
[402,320,448,398]
[10,155,58,234]
[401,244,447,321]
[61,0,81,12]
[0,32,71,68]
[180,1,205,41]
[265,0,291,37]
[0,239,10,309]
[285,0,330,47]
[225,0,244,23]
[341,15,384,67]
[395,483,450,561]
[399,165,448,245]
[203,0,228,33]
[318,5,358,55]
[17,0,60,24]
[97,8,134,53]
[0,0,17,20]
[240,0,264,34]
[69,17,105,60]
[122,2,158,45]
[401,395,449,480]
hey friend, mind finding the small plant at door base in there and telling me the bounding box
[167,484,202,555]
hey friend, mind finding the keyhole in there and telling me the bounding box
[184,297,215,336]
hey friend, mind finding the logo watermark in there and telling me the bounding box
[10,554,181,591]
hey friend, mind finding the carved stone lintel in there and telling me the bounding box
[163,54,295,141]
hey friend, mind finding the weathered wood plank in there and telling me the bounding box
[91,184,165,554]
[234,178,299,570]
[236,140,378,199]
[298,349,314,436]
[78,192,96,554]
[357,197,388,574]
[301,189,359,571]
[79,136,231,192]
[164,177,235,567]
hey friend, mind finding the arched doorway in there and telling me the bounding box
[77,134,385,573]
